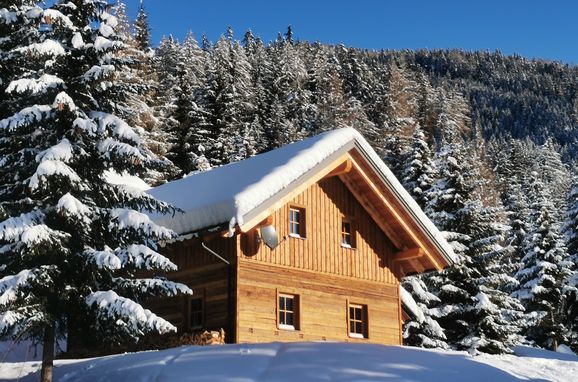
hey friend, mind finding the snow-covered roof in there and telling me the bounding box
[148,128,455,265]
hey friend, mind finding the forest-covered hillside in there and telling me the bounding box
[140,19,578,355]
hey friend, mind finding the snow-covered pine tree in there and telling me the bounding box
[111,1,172,185]
[562,174,578,352]
[425,105,524,354]
[242,30,269,154]
[374,62,419,177]
[402,125,436,209]
[0,2,191,381]
[399,125,450,349]
[402,276,449,349]
[513,172,573,350]
[133,0,151,52]
[267,30,309,147]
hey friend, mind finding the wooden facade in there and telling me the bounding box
[156,172,408,345]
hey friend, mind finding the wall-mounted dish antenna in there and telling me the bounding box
[260,225,279,250]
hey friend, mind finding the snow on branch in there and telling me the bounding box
[0,212,66,247]
[0,104,52,131]
[89,112,140,143]
[112,277,192,298]
[0,308,47,338]
[57,193,92,225]
[0,266,53,307]
[73,117,98,135]
[13,39,65,57]
[83,247,121,271]
[115,244,177,271]
[98,138,145,161]
[85,290,176,336]
[400,286,425,323]
[98,23,115,38]
[100,11,118,28]
[109,209,174,240]
[36,139,73,163]
[5,74,64,95]
[42,9,75,29]
[28,159,83,191]
[82,65,115,83]
[94,36,122,52]
[0,9,17,24]
[52,91,77,111]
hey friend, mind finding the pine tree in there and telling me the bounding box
[402,125,436,209]
[425,115,524,354]
[0,3,191,381]
[513,172,573,350]
[562,175,578,352]
[134,0,151,51]
[402,276,449,349]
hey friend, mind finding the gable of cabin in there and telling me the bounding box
[235,174,403,344]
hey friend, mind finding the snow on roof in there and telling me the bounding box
[148,128,455,264]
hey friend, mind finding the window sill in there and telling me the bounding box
[279,324,298,331]
[348,333,366,339]
[341,243,355,250]
[289,233,306,240]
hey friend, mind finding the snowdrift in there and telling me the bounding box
[1,342,576,382]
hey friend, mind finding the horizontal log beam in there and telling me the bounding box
[393,247,424,262]
[325,159,353,178]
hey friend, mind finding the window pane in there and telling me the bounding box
[285,297,293,311]
[286,312,294,326]
[356,322,363,334]
[279,297,285,311]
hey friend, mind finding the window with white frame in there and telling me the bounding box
[278,293,299,330]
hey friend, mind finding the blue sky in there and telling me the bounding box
[123,0,578,64]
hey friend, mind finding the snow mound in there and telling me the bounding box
[1,342,576,382]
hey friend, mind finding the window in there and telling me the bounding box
[189,297,204,329]
[289,206,305,237]
[341,218,355,248]
[348,303,367,338]
[278,293,299,330]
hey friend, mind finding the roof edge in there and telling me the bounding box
[352,140,455,266]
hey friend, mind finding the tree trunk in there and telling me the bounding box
[40,324,55,382]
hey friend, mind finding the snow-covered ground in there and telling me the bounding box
[1,342,576,382]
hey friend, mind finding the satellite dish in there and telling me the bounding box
[260,225,279,250]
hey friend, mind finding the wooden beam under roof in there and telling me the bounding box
[393,247,424,262]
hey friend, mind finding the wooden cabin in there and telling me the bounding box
[148,128,455,345]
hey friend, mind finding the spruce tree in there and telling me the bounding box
[0,3,191,381]
[513,172,573,350]
[402,125,436,209]
[562,175,578,352]
[402,276,449,349]
[134,0,151,51]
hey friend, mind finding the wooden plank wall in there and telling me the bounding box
[240,176,398,283]
[148,236,237,339]
[237,176,402,344]
[236,261,401,344]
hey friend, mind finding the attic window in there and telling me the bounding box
[289,206,305,238]
[341,218,355,248]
